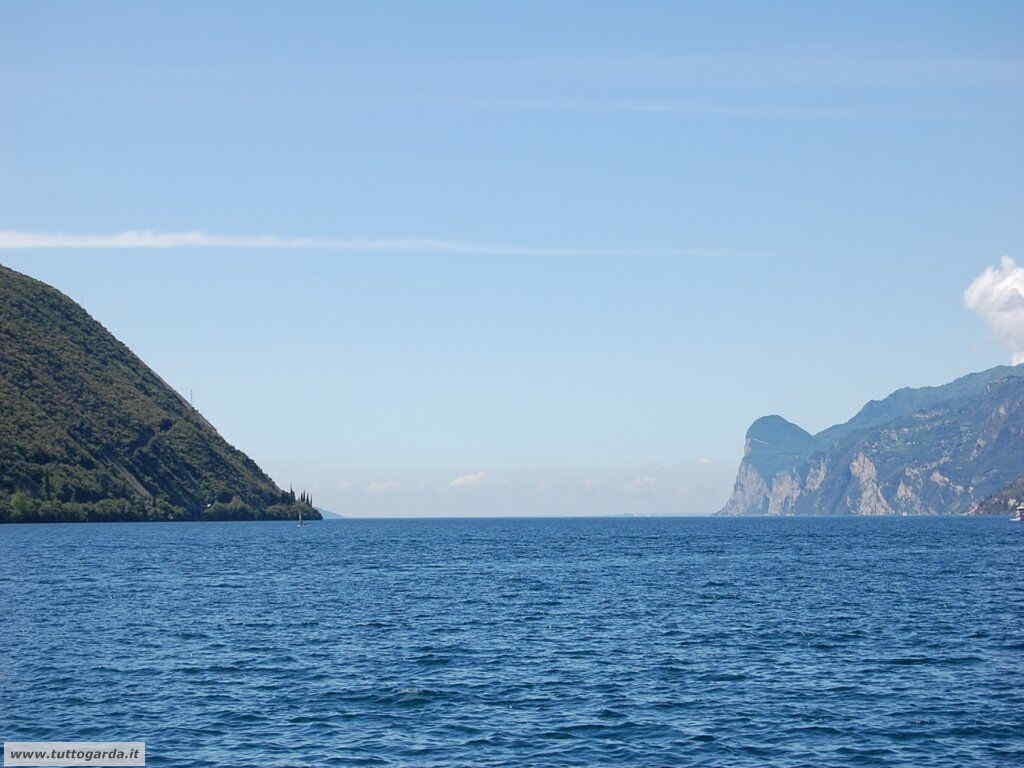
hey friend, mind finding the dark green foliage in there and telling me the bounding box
[0,265,323,523]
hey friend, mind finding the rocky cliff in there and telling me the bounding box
[0,264,321,523]
[718,366,1024,516]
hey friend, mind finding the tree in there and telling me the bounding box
[11,491,36,521]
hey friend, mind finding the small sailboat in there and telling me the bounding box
[298,506,305,527]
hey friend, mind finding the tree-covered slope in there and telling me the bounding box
[970,473,1024,516]
[0,265,320,523]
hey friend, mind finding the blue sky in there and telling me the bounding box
[2,1,1021,515]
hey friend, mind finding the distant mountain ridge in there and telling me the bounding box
[718,365,1024,516]
[0,264,321,523]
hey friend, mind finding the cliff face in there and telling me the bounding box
[0,265,321,522]
[718,367,1024,516]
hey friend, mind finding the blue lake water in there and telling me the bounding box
[2,516,1023,767]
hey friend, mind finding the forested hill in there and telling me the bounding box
[970,474,1024,517]
[0,264,321,523]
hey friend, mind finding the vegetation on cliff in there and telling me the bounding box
[0,265,321,523]
[970,474,1024,516]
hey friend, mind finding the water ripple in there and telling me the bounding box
[2,516,1022,767]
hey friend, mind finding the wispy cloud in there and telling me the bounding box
[0,229,657,257]
[366,480,401,494]
[277,464,739,517]
[449,471,487,489]
[480,98,859,120]
[626,475,658,491]
[472,53,1021,121]
[498,53,1022,91]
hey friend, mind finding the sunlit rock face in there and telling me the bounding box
[718,366,1024,516]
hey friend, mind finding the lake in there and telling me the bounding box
[2,516,1022,767]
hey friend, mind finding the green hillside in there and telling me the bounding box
[0,265,321,523]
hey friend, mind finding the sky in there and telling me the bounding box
[2,1,1022,516]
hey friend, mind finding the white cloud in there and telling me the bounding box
[697,457,713,464]
[965,256,1024,364]
[626,475,658,491]
[274,464,739,517]
[480,98,858,120]
[366,480,401,493]
[0,229,651,257]
[499,53,1022,91]
[449,471,487,489]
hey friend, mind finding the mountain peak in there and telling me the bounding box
[743,415,818,479]
[718,365,1024,516]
